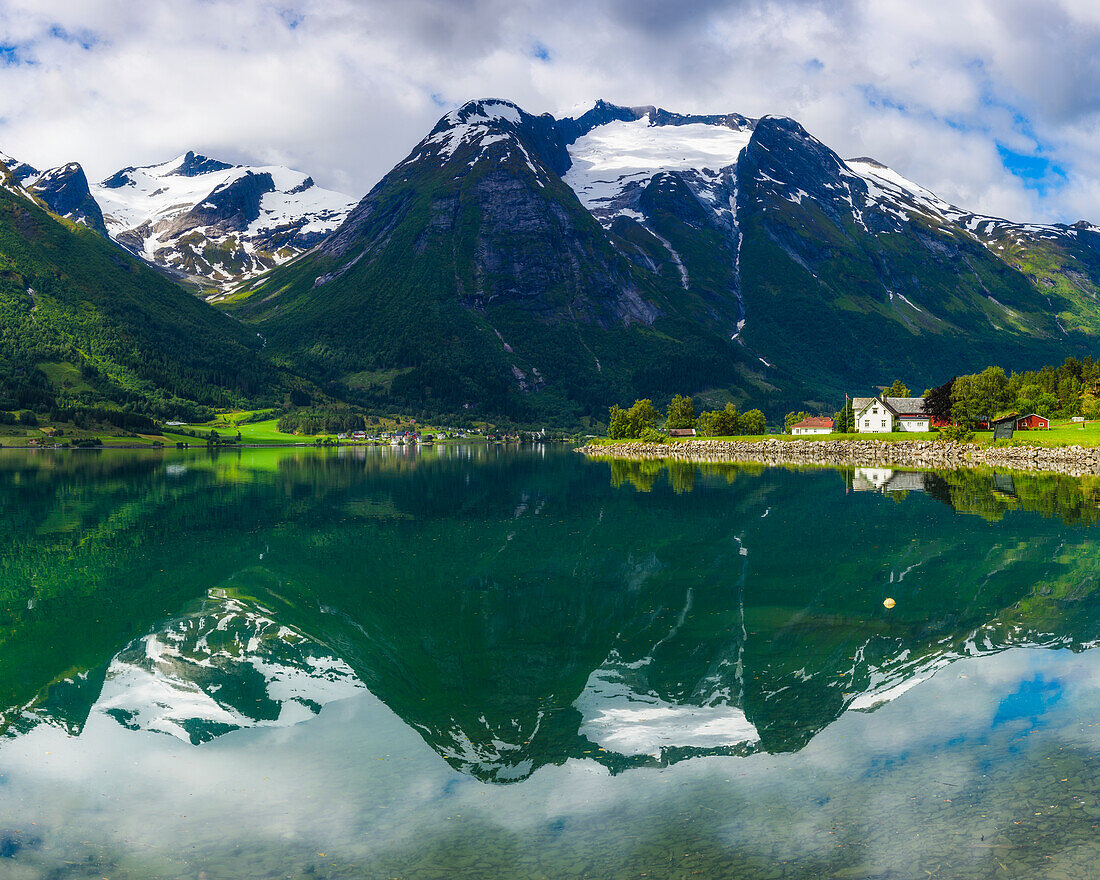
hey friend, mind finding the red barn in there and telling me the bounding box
[1015,413,1049,430]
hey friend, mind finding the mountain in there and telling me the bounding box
[223,98,1100,420]
[225,99,790,422]
[91,151,356,292]
[0,153,279,418]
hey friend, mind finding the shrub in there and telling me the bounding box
[937,424,974,443]
[638,427,667,444]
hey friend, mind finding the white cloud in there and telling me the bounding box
[0,0,1096,222]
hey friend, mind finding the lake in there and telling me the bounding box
[3,445,1100,879]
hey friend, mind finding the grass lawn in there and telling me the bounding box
[992,419,1100,447]
[588,422,1100,448]
[231,419,320,444]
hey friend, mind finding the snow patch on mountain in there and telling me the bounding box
[845,157,1078,249]
[563,115,753,222]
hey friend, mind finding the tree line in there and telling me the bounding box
[608,395,767,440]
[933,357,1100,426]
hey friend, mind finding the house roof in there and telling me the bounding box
[883,397,927,416]
[1017,413,1048,422]
[793,416,834,429]
[853,396,927,417]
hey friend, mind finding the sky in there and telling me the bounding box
[0,0,1098,223]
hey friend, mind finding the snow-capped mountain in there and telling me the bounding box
[91,151,356,291]
[5,592,364,745]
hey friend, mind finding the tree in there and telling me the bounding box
[784,411,809,434]
[923,378,955,425]
[626,399,660,437]
[741,409,766,435]
[666,394,696,429]
[697,402,740,436]
[607,399,661,439]
[834,399,854,433]
[608,405,630,439]
[885,379,911,397]
[952,366,1012,426]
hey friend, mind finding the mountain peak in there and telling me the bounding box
[445,98,524,125]
[558,100,757,145]
[168,150,236,178]
[0,149,41,186]
[848,156,888,169]
[405,97,555,172]
[29,161,107,233]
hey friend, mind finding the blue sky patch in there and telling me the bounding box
[997,144,1067,194]
[276,7,304,30]
[531,41,551,62]
[47,25,98,51]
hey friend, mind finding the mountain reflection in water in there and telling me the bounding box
[3,446,1100,787]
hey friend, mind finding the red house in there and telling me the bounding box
[1015,413,1049,430]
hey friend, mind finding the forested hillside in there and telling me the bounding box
[0,167,280,422]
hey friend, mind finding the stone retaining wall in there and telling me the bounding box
[577,439,1100,477]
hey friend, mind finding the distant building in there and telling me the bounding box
[1015,413,1049,430]
[791,416,834,435]
[851,396,930,433]
[668,428,696,437]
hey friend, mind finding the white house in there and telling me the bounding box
[851,396,930,433]
[791,416,834,435]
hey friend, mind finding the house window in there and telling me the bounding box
[881,420,887,427]
[864,420,870,427]
[872,407,878,414]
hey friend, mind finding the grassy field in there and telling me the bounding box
[589,421,1100,448]
[993,420,1100,447]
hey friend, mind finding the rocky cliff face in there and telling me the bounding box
[27,162,107,234]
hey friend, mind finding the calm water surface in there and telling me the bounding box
[3,445,1100,878]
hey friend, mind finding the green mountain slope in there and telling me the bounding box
[0,163,279,419]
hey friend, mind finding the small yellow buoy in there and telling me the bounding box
[883,597,896,609]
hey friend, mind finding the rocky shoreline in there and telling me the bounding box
[577,439,1100,477]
